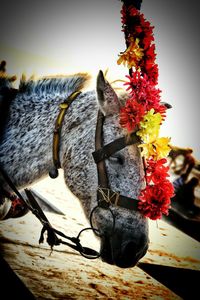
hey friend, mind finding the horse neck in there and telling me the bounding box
[0,82,98,193]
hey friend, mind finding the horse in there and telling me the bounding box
[0,62,148,268]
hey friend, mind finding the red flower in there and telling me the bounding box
[124,72,162,111]
[119,98,145,132]
[120,5,127,26]
[138,181,174,220]
[119,4,173,220]
[134,25,143,35]
[141,28,154,50]
[145,45,157,63]
[142,62,159,85]
[129,6,138,17]
[154,104,167,121]
[145,158,169,184]
[119,5,159,83]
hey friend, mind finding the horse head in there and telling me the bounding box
[0,63,149,268]
[90,71,149,268]
[63,70,149,268]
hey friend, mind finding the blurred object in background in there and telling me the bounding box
[169,145,195,179]
[169,145,200,221]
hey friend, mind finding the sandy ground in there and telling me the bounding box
[0,172,200,299]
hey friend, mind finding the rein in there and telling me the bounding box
[0,167,99,258]
[0,90,100,259]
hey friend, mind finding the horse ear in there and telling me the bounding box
[96,70,120,116]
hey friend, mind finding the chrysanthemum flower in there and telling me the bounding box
[124,72,162,111]
[153,137,171,159]
[118,4,173,220]
[139,136,171,160]
[117,38,144,69]
[142,61,159,84]
[137,109,161,142]
[145,158,170,184]
[138,181,174,220]
[119,98,145,132]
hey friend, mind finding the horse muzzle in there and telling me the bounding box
[100,235,148,268]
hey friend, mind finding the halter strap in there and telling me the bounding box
[93,131,140,163]
[49,90,81,178]
[93,110,139,211]
[97,188,139,211]
[93,110,109,188]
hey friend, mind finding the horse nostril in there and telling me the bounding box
[114,241,138,268]
[122,241,137,259]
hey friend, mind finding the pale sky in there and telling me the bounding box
[0,0,199,159]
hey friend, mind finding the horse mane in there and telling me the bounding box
[18,73,91,97]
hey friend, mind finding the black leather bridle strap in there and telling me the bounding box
[93,131,140,163]
[94,110,109,188]
[93,110,139,211]
[97,188,139,211]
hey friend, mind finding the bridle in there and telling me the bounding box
[0,89,141,259]
[49,91,140,212]
[93,109,140,211]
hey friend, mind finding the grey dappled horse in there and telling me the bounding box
[0,65,148,268]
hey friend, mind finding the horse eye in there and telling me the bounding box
[109,154,124,165]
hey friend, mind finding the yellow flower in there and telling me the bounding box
[117,38,144,69]
[138,137,171,160]
[137,109,161,143]
[154,137,171,159]
[138,142,155,159]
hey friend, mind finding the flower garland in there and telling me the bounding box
[117,3,174,220]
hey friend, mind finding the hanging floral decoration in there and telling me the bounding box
[117,3,174,220]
